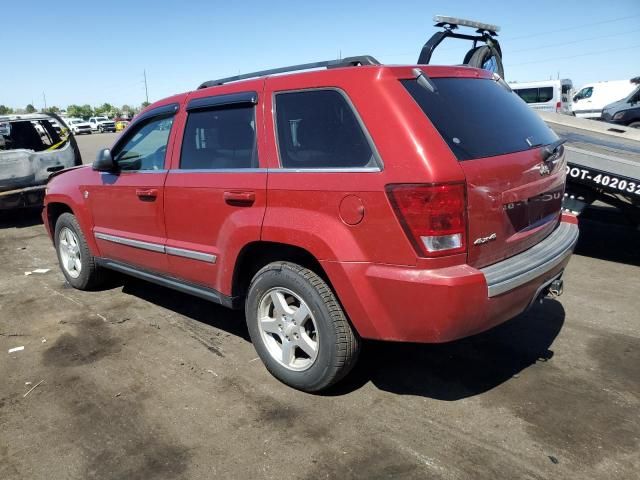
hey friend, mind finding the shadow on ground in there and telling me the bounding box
[101,272,565,400]
[119,276,250,342]
[330,299,565,400]
[575,205,640,266]
[0,208,43,229]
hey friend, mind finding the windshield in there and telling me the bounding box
[624,85,640,102]
[402,77,558,161]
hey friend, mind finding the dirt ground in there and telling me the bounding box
[0,133,638,479]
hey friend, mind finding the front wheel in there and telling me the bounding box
[54,213,104,290]
[628,121,640,129]
[245,262,360,392]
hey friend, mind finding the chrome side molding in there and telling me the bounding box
[94,232,216,264]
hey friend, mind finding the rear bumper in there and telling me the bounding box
[323,215,579,343]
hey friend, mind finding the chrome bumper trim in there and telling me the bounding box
[481,222,579,297]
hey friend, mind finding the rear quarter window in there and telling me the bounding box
[274,89,377,169]
[403,77,558,161]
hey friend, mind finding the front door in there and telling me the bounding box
[163,88,267,294]
[90,106,178,273]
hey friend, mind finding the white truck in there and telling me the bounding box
[572,79,637,119]
[88,116,116,133]
[510,79,573,114]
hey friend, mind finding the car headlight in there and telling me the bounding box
[613,112,625,120]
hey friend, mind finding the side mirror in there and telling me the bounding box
[93,148,116,172]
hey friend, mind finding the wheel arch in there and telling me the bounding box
[231,241,332,300]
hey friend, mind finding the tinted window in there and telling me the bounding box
[275,89,375,169]
[113,116,174,171]
[514,88,538,103]
[538,87,553,102]
[403,78,558,161]
[180,105,257,169]
[514,87,554,103]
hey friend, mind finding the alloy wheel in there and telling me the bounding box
[257,287,319,371]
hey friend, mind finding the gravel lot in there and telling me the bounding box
[0,133,638,479]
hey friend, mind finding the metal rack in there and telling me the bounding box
[198,55,380,89]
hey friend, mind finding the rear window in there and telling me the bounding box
[402,78,558,161]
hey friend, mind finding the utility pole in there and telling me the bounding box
[42,92,47,111]
[143,70,149,104]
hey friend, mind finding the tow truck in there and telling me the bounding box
[420,16,640,226]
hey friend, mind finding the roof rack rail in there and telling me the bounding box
[197,55,380,89]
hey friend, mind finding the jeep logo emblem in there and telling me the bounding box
[539,163,551,176]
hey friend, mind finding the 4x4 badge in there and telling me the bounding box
[473,233,497,245]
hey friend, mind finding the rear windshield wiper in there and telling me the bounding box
[541,139,566,162]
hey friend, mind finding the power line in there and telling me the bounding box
[378,13,640,59]
[503,13,640,41]
[506,44,640,67]
[508,28,640,54]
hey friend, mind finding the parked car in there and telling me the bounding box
[1,113,81,209]
[115,120,130,132]
[43,56,578,392]
[572,79,637,119]
[88,116,116,133]
[600,77,640,128]
[510,79,573,114]
[66,118,92,135]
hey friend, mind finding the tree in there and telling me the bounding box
[141,101,150,109]
[0,105,13,115]
[25,104,36,113]
[45,106,60,114]
[94,103,114,117]
[67,104,93,119]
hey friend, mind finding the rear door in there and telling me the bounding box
[403,75,565,268]
[163,87,267,293]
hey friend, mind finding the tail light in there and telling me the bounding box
[386,183,466,257]
[556,101,562,112]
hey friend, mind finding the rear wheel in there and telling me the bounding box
[628,121,640,129]
[54,213,103,290]
[245,262,360,392]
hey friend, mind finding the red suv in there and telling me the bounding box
[43,57,578,392]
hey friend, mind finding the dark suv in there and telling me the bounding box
[601,77,640,128]
[43,57,578,392]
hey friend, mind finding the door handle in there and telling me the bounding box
[136,188,158,200]
[224,191,256,206]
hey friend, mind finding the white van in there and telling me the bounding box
[572,79,637,119]
[510,79,573,114]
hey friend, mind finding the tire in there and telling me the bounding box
[466,45,505,79]
[628,121,640,129]
[54,213,104,290]
[245,262,360,392]
[98,126,104,133]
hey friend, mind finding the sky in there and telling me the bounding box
[1,0,639,110]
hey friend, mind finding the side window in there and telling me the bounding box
[180,105,257,170]
[275,89,376,169]
[113,116,174,171]
[538,87,553,103]
[515,88,538,104]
